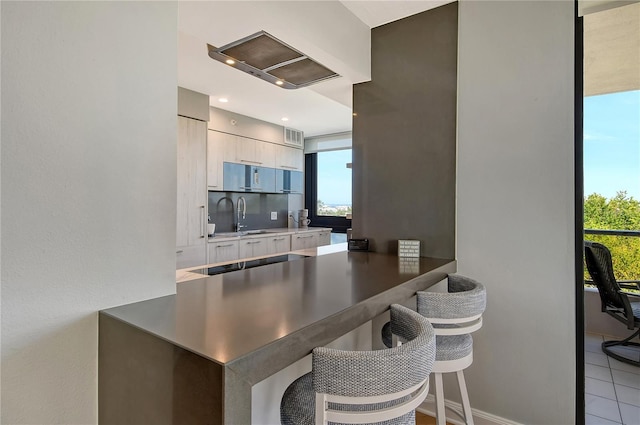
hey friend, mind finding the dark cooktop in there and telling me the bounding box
[194,254,310,276]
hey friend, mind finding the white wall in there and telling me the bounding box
[456,1,576,424]
[1,2,178,423]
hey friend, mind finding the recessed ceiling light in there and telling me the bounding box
[281,117,289,122]
[219,98,229,103]
[275,80,284,86]
[225,59,235,65]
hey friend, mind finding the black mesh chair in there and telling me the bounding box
[584,241,640,366]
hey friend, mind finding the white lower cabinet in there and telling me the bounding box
[209,240,240,264]
[291,232,319,250]
[317,231,331,247]
[238,236,270,259]
[203,229,331,268]
[267,235,291,255]
[177,244,208,270]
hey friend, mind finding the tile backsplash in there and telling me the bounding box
[208,191,289,233]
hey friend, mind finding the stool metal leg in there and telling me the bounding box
[434,372,446,425]
[456,370,474,425]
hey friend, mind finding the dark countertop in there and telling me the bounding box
[100,250,455,423]
[103,251,454,368]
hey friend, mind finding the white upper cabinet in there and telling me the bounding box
[275,144,304,171]
[225,135,276,168]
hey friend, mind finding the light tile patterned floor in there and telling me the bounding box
[585,333,640,425]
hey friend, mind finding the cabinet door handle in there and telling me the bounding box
[176,250,184,254]
[216,244,234,248]
[297,235,314,239]
[200,205,206,238]
[280,165,297,170]
[272,237,285,241]
[240,159,262,165]
[246,241,262,245]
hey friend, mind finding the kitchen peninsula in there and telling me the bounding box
[99,248,455,424]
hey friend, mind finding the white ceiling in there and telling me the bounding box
[340,0,451,27]
[583,2,639,96]
[177,1,448,137]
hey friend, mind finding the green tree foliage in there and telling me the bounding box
[584,191,640,281]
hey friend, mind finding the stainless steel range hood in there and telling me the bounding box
[207,31,340,89]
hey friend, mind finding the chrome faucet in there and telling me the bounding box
[236,196,247,232]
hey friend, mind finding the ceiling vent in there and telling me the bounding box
[207,31,340,90]
[284,127,304,147]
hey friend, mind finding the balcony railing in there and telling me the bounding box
[584,229,640,237]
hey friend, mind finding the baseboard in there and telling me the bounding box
[418,395,523,425]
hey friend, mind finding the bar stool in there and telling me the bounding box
[280,304,436,425]
[382,274,486,425]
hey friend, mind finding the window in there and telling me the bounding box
[583,90,640,282]
[304,133,352,233]
[316,149,352,217]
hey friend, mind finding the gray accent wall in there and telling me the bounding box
[456,1,575,423]
[352,3,457,259]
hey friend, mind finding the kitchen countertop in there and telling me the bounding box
[207,226,331,242]
[175,227,334,283]
[99,248,456,424]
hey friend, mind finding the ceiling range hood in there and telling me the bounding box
[207,31,340,90]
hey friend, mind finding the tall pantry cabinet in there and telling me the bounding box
[176,87,210,269]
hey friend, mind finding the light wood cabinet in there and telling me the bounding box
[198,229,331,270]
[209,240,240,264]
[207,130,225,190]
[267,234,291,255]
[225,135,276,168]
[275,144,304,171]
[317,230,331,247]
[177,116,207,268]
[238,235,271,259]
[177,244,208,270]
[291,232,319,250]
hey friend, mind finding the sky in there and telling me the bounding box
[583,90,640,200]
[317,149,352,205]
[316,90,640,206]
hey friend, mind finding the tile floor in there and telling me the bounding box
[585,333,640,425]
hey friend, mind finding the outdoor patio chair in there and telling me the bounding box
[584,240,640,367]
